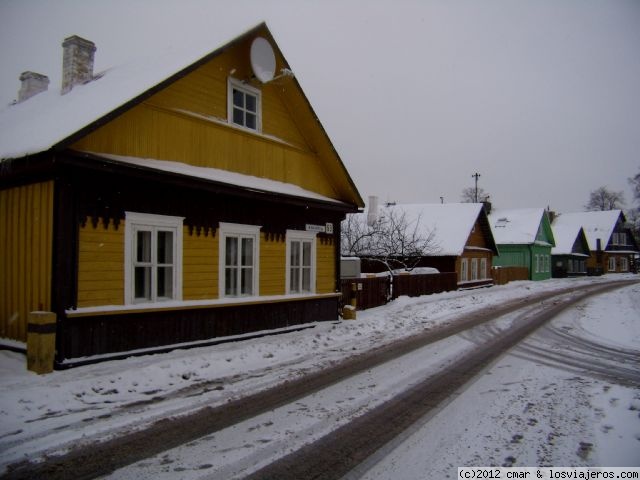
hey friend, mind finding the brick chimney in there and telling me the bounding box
[18,71,49,102]
[61,35,96,94]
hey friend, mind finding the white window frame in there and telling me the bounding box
[227,77,262,132]
[124,212,184,305]
[480,258,487,279]
[608,256,616,272]
[619,232,627,246]
[285,230,317,294]
[534,254,539,273]
[471,258,478,281]
[219,222,261,298]
[460,258,468,282]
[620,257,629,272]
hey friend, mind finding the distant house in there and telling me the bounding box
[0,23,363,367]
[551,210,638,275]
[349,202,499,288]
[550,218,590,277]
[489,208,556,281]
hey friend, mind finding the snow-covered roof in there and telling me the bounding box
[552,210,622,251]
[488,208,549,245]
[373,203,489,256]
[88,152,345,204]
[0,23,264,161]
[550,223,584,255]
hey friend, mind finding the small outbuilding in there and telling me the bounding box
[347,202,499,288]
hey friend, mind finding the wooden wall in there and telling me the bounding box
[0,182,54,341]
[260,234,286,296]
[76,222,337,308]
[466,219,489,248]
[183,229,218,300]
[70,31,352,202]
[317,239,336,294]
[77,219,124,307]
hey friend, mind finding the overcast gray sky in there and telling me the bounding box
[1,0,639,213]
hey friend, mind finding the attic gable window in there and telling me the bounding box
[228,77,261,131]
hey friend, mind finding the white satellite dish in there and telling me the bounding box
[250,37,276,83]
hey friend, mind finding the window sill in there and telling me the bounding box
[66,292,341,318]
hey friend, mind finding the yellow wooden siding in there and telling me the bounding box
[70,32,344,201]
[183,228,218,300]
[77,220,125,307]
[0,182,53,341]
[74,224,335,307]
[316,241,336,293]
[260,235,286,296]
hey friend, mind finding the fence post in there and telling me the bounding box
[343,282,357,320]
[27,311,56,374]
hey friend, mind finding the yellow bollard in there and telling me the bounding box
[342,282,357,320]
[26,312,56,374]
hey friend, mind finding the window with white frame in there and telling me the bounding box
[125,212,183,304]
[608,257,616,272]
[228,77,261,131]
[219,223,261,297]
[534,254,539,273]
[471,258,478,281]
[480,258,487,279]
[460,258,468,282]
[286,231,317,294]
[620,257,629,272]
[619,232,627,245]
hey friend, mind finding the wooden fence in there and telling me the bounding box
[340,276,390,310]
[491,266,529,285]
[340,272,458,311]
[391,272,458,299]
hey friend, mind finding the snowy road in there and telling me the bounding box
[1,276,638,479]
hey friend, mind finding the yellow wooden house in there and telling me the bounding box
[0,23,363,367]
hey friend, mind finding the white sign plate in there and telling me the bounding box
[305,224,326,233]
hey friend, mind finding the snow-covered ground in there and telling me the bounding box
[0,275,638,478]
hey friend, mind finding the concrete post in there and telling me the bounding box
[27,312,56,374]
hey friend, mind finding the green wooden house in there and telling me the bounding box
[489,208,556,281]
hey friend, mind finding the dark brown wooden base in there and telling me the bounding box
[56,296,339,366]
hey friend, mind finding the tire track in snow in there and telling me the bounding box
[244,281,637,480]
[4,280,636,480]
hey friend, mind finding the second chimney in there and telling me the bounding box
[18,71,49,102]
[367,195,380,226]
[61,35,96,94]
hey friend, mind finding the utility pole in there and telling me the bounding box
[471,172,481,203]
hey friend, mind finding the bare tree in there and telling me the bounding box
[585,186,626,211]
[341,209,439,272]
[461,186,488,203]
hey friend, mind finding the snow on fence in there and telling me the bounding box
[340,272,458,311]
